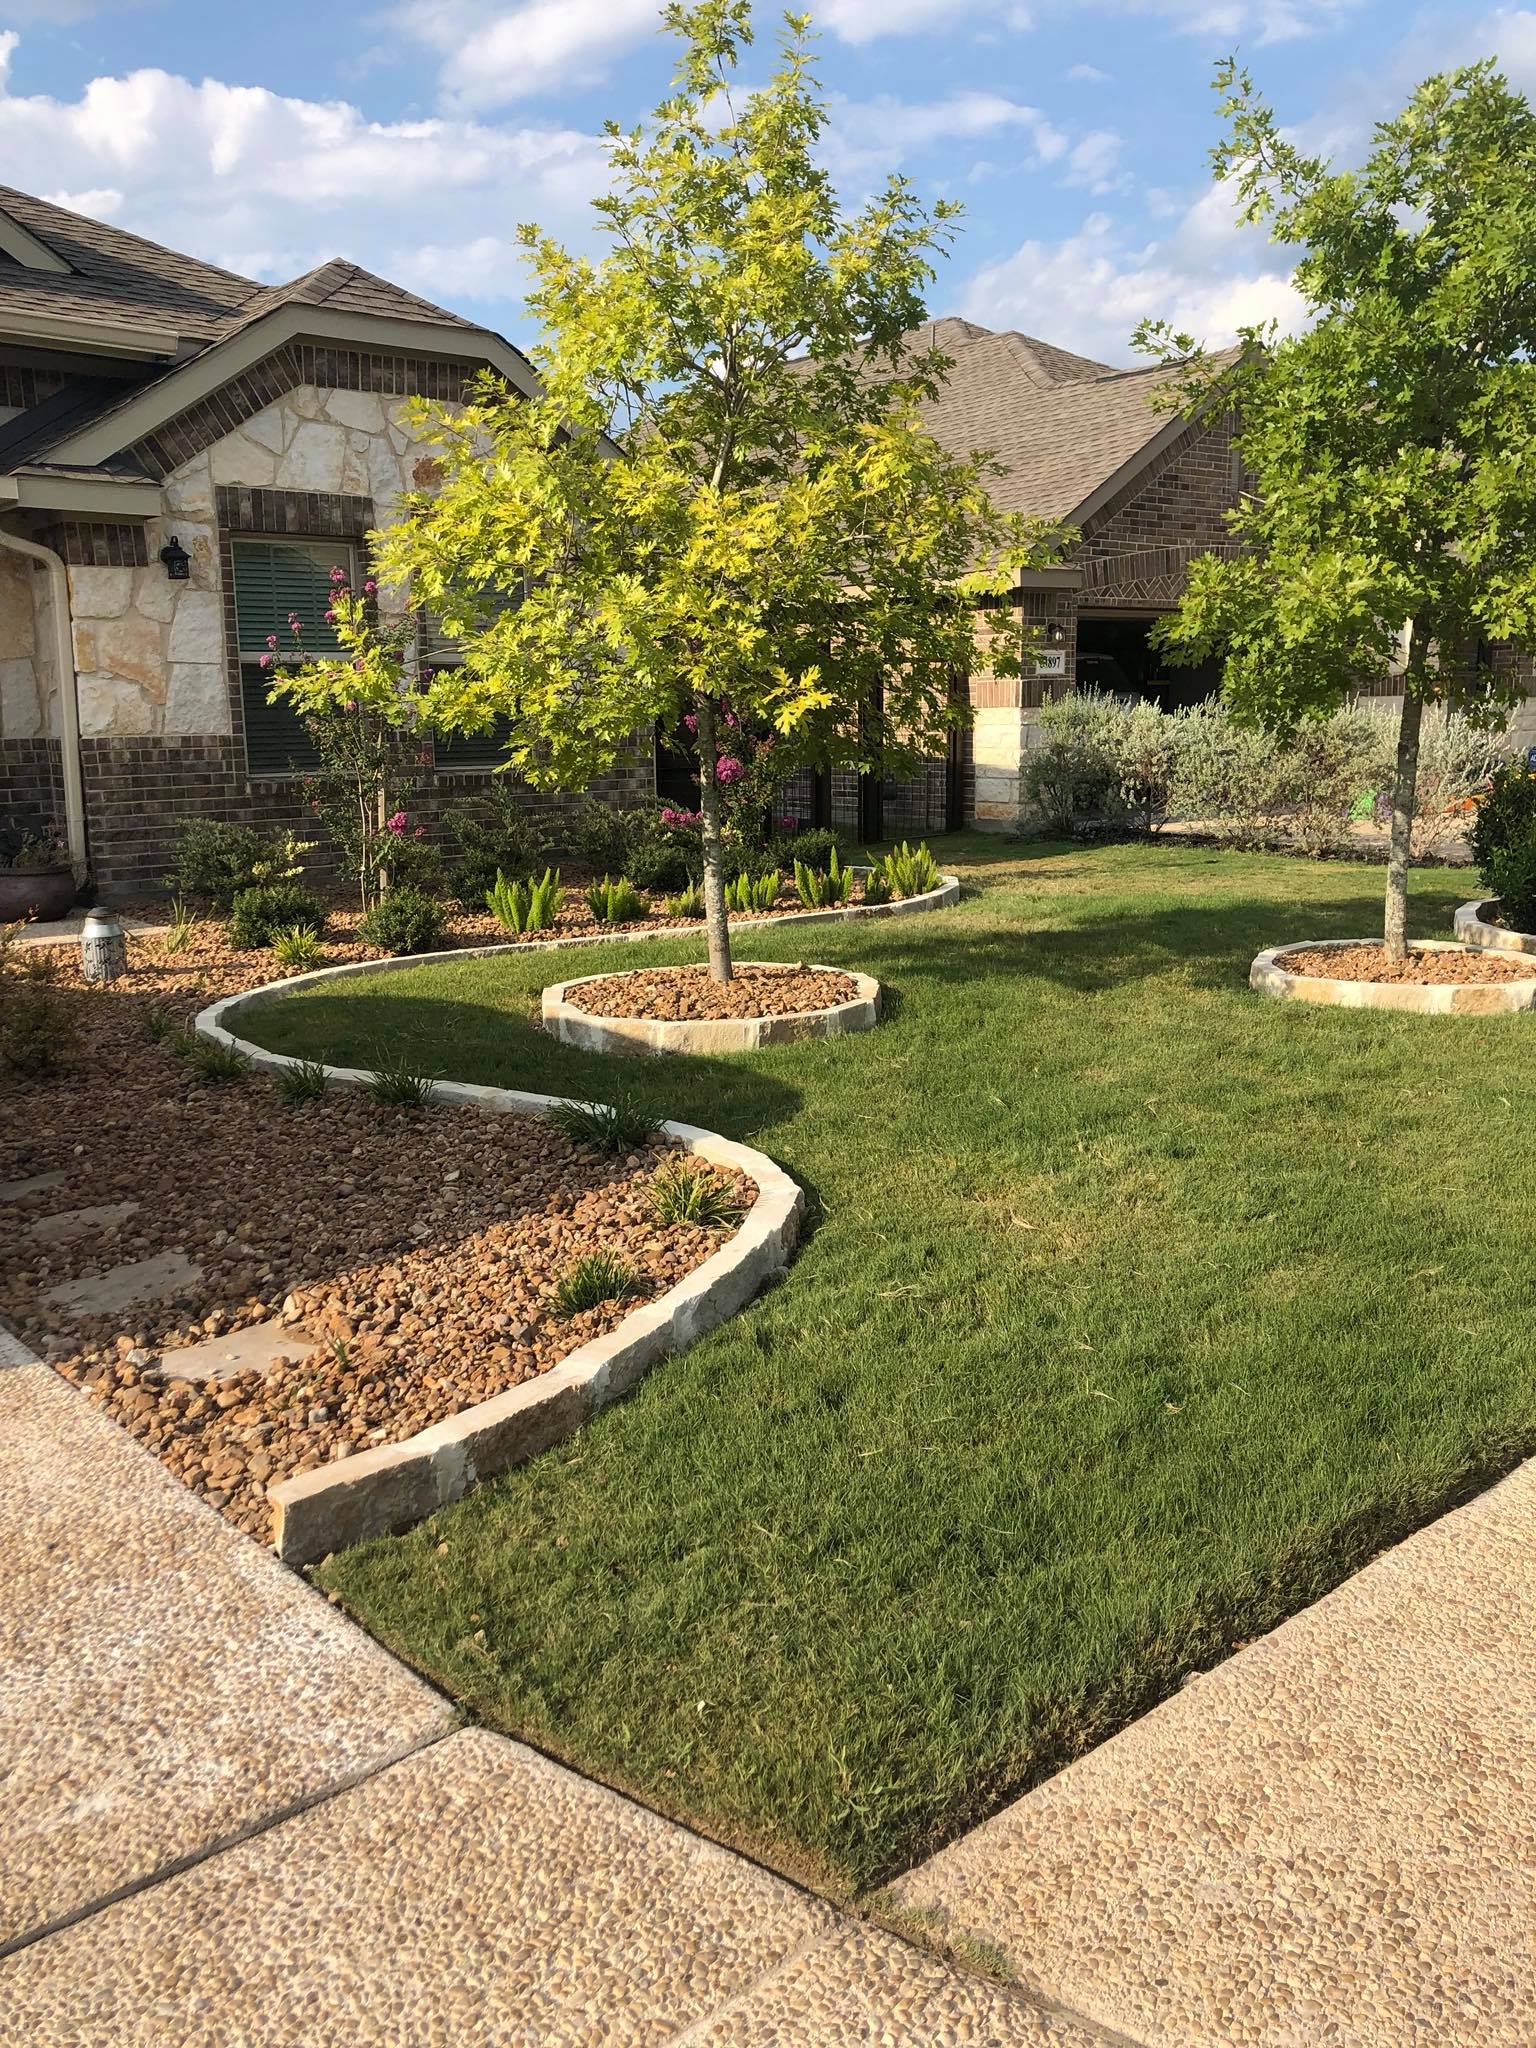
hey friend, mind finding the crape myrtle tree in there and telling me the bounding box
[372,0,1060,981]
[1137,58,1536,959]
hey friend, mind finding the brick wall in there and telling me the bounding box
[0,736,64,837]
[1072,415,1240,608]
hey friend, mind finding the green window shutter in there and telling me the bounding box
[417,586,521,770]
[231,538,354,777]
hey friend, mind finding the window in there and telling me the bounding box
[231,537,355,776]
[419,599,518,772]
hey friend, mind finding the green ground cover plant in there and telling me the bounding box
[242,837,1536,1897]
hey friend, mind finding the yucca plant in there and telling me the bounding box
[880,840,940,899]
[793,846,851,910]
[649,1155,745,1229]
[861,867,893,906]
[662,880,705,919]
[487,866,564,934]
[274,1055,328,1106]
[585,875,647,924]
[367,1047,439,1110]
[554,1249,642,1317]
[271,922,324,971]
[549,1086,661,1154]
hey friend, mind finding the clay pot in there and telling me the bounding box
[0,865,77,922]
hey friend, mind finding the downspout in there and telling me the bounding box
[0,522,89,883]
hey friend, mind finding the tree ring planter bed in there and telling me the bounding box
[1251,938,1536,1014]
[543,963,881,1055]
[1453,900,1536,958]
[192,978,804,1566]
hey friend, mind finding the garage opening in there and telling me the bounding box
[1074,612,1222,710]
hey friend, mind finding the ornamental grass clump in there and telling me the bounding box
[554,1249,642,1318]
[185,1037,250,1086]
[725,869,780,913]
[161,896,197,956]
[879,841,940,899]
[274,1055,329,1107]
[649,1155,745,1229]
[487,867,563,934]
[549,1087,661,1154]
[585,876,647,925]
[271,923,324,972]
[367,1046,439,1109]
[793,847,851,910]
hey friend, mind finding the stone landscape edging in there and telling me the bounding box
[1453,899,1536,957]
[543,965,881,1056]
[1251,936,1536,1014]
[193,978,805,1567]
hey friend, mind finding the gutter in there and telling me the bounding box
[0,525,89,883]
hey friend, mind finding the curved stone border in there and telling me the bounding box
[193,978,804,1566]
[1454,899,1536,958]
[1251,937,1536,1014]
[543,965,881,1056]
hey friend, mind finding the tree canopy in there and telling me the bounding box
[1138,57,1536,955]
[372,0,1060,976]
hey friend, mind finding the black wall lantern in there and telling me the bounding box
[1047,620,1067,646]
[159,534,191,581]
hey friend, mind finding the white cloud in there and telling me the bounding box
[961,193,1305,363]
[1065,63,1111,82]
[1062,129,1126,192]
[0,44,611,322]
[386,0,660,111]
[826,89,1067,187]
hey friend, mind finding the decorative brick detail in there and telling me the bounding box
[214,486,374,540]
[129,346,491,480]
[32,522,150,568]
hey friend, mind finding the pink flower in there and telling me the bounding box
[324,608,336,625]
[659,806,702,828]
[778,814,796,831]
[413,825,426,839]
[288,612,302,628]
[344,698,358,712]
[258,653,274,670]
[266,633,278,650]
[352,659,365,673]
[715,756,743,785]
[363,579,378,596]
[682,713,698,735]
[330,566,347,585]
[386,811,409,836]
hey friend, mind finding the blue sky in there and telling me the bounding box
[0,0,1519,364]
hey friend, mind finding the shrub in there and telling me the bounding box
[554,1249,642,1317]
[649,1156,744,1228]
[1487,837,1536,932]
[860,867,892,905]
[486,867,563,934]
[1471,758,1536,926]
[794,846,851,909]
[625,835,697,894]
[356,886,447,956]
[585,875,647,924]
[879,841,940,899]
[173,819,311,907]
[776,827,841,873]
[228,882,326,951]
[726,869,780,912]
[271,923,324,972]
[274,1055,329,1106]
[1020,690,1130,836]
[662,880,705,919]
[1,958,76,1075]
[446,786,552,908]
[549,1087,661,1154]
[572,799,698,894]
[1412,707,1509,859]
[367,1047,439,1109]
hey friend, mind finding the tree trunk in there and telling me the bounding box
[1384,645,1425,963]
[695,695,734,984]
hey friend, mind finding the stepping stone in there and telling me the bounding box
[0,1171,68,1203]
[27,1202,139,1246]
[41,1251,202,1321]
[153,1320,319,1386]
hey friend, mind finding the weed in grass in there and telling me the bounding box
[554,1249,642,1317]
[649,1155,745,1229]
[274,1054,329,1106]
[271,922,324,971]
[549,1087,662,1154]
[141,1004,175,1043]
[367,1047,439,1109]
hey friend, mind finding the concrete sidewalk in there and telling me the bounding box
[1,1356,1109,2046]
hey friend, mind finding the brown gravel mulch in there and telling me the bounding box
[566,962,862,1022]
[2,928,755,1545]
[1282,944,1536,986]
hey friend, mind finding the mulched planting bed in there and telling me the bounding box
[1,930,753,1545]
[565,962,862,1022]
[1282,943,1536,986]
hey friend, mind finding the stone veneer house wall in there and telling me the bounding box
[0,187,645,896]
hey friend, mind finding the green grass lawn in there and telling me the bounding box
[245,837,1536,1897]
